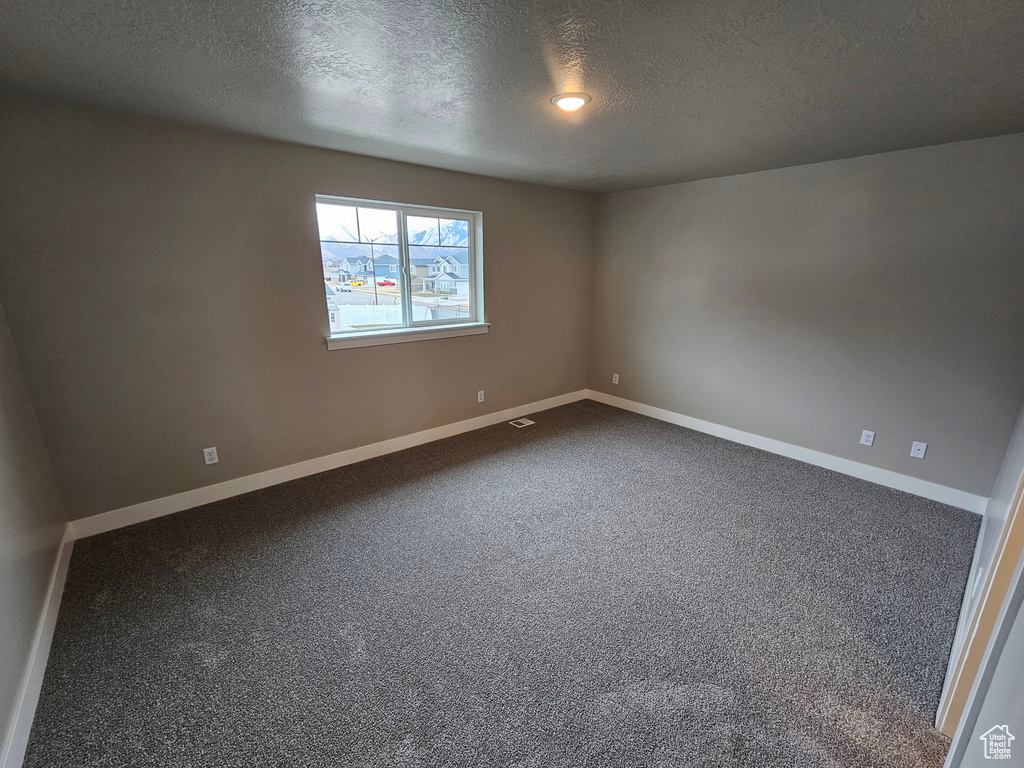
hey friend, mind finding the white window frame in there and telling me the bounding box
[315,195,487,350]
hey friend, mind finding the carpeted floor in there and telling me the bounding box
[26,400,979,767]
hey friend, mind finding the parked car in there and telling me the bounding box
[350,280,366,286]
[377,279,396,286]
[338,282,353,292]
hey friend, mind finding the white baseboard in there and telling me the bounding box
[586,389,988,514]
[0,527,73,768]
[68,390,589,541]
[67,385,985,543]
[7,389,985,768]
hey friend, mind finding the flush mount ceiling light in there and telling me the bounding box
[551,92,591,112]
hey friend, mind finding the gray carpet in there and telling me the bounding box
[25,400,979,767]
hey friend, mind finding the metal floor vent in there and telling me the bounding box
[509,418,535,428]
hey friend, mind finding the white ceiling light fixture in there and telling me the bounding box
[551,92,591,112]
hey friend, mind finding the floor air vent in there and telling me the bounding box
[509,418,535,428]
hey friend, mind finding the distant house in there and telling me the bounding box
[339,256,373,275]
[410,257,434,290]
[420,251,470,294]
[321,246,374,277]
[325,285,345,334]
[373,254,401,277]
[322,266,352,283]
[422,270,469,295]
[327,301,343,333]
[427,251,469,279]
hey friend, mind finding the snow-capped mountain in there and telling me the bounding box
[320,216,469,263]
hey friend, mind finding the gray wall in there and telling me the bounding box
[980,403,1024,568]
[590,135,1024,496]
[0,299,65,754]
[0,93,596,520]
[3,90,1023,523]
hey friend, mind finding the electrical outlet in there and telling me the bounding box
[203,447,219,465]
[477,390,485,403]
[910,441,927,459]
[612,373,619,385]
[860,430,875,447]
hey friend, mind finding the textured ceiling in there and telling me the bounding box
[1,0,1023,192]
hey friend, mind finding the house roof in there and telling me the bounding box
[427,271,466,282]
[436,252,470,265]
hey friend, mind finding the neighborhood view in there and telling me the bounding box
[316,202,472,334]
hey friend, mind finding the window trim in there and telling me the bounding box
[316,195,484,348]
[325,321,490,350]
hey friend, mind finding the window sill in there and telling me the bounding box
[325,322,489,350]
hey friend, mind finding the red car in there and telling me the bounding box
[377,279,396,286]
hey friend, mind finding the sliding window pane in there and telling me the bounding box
[407,215,440,246]
[315,195,480,336]
[321,243,405,333]
[316,203,359,243]
[358,207,399,245]
[439,218,470,247]
[409,245,472,323]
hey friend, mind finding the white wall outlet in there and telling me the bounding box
[910,441,927,459]
[860,430,875,446]
[477,390,485,403]
[203,447,219,465]
[612,373,619,385]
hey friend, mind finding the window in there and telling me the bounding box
[315,195,485,349]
